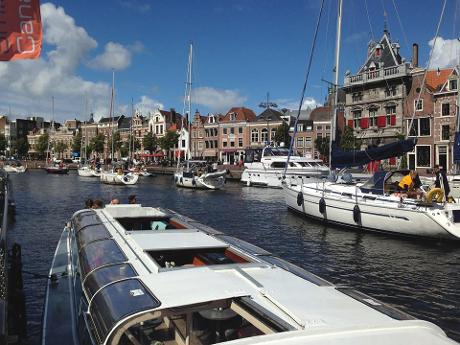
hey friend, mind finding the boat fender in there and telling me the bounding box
[192,178,196,186]
[319,197,326,214]
[297,192,304,206]
[353,204,361,224]
[246,180,251,187]
[180,177,183,185]
[123,176,129,182]
[426,188,444,203]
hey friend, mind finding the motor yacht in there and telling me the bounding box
[100,168,139,185]
[241,146,329,188]
[42,204,458,345]
[3,160,26,173]
[175,160,226,190]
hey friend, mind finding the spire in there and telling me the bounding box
[383,10,389,35]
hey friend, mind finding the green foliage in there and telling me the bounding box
[54,141,67,158]
[340,126,360,151]
[15,138,29,157]
[108,131,122,153]
[143,132,157,153]
[36,133,49,157]
[158,130,179,151]
[0,134,6,153]
[85,144,94,158]
[273,122,290,145]
[120,145,129,157]
[314,137,330,162]
[72,131,82,153]
[90,133,105,154]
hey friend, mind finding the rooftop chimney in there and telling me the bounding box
[412,43,418,68]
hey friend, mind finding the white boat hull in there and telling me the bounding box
[284,183,460,240]
[100,171,139,185]
[77,166,94,177]
[241,168,325,188]
[3,165,26,173]
[174,171,226,190]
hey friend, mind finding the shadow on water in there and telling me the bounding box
[7,171,460,343]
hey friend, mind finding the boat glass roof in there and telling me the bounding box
[72,210,102,230]
[83,263,137,299]
[77,224,111,248]
[90,278,160,343]
[79,239,126,277]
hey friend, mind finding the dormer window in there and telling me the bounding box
[229,112,236,121]
[375,48,381,57]
[449,79,458,91]
[209,116,215,124]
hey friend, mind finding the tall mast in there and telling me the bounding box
[181,43,193,161]
[328,0,343,168]
[109,70,115,162]
[130,98,134,161]
[46,96,54,164]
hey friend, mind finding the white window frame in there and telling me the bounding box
[414,99,423,112]
[251,129,259,143]
[407,117,431,137]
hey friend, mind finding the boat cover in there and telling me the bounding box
[331,139,417,169]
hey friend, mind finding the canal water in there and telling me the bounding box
[8,170,460,343]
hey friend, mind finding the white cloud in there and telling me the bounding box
[0,3,147,123]
[276,97,320,111]
[192,87,247,113]
[428,37,460,68]
[88,42,132,70]
[118,96,164,116]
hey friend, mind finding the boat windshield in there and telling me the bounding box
[79,239,126,277]
[83,263,137,299]
[264,147,300,157]
[359,171,387,195]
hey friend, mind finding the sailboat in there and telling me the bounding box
[174,44,226,190]
[283,0,460,240]
[100,72,139,185]
[45,97,69,174]
[78,99,98,177]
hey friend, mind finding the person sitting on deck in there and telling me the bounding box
[397,170,422,198]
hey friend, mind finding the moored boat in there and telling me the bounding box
[42,204,459,345]
[3,160,27,173]
[100,169,139,185]
[45,164,69,174]
[175,160,226,189]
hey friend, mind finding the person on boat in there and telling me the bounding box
[85,199,93,208]
[92,199,104,209]
[110,198,120,205]
[398,170,422,198]
[128,194,137,204]
[434,165,450,199]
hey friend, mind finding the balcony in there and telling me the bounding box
[344,64,410,87]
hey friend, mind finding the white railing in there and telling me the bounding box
[345,64,409,86]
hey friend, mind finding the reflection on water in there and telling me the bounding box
[7,171,460,343]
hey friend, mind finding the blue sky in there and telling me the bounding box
[1,0,460,122]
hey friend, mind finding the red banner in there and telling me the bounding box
[0,0,42,61]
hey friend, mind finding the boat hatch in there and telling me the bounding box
[83,263,137,299]
[106,296,292,345]
[116,216,187,231]
[148,247,249,268]
[71,210,101,230]
[262,256,332,287]
[90,278,161,344]
[79,239,127,278]
[76,223,111,248]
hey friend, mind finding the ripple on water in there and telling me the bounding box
[7,171,460,344]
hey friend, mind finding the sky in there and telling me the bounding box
[1,0,460,123]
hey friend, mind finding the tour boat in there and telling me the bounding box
[175,160,226,190]
[100,169,139,185]
[42,204,458,345]
[284,170,460,240]
[3,160,27,173]
[241,146,329,188]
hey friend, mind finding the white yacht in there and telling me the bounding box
[3,160,26,173]
[284,170,460,240]
[241,146,329,188]
[175,160,226,190]
[42,204,458,345]
[100,168,139,185]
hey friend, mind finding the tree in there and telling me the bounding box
[72,131,82,154]
[0,134,6,153]
[54,141,67,159]
[158,130,179,152]
[273,122,290,146]
[36,133,49,159]
[90,133,105,155]
[315,137,330,162]
[340,125,360,151]
[143,132,157,153]
[15,138,29,158]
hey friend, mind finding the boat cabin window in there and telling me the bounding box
[270,162,286,169]
[244,149,262,163]
[148,247,249,268]
[79,239,127,277]
[116,217,186,231]
[76,224,111,248]
[72,210,102,231]
[83,263,137,299]
[109,296,293,345]
[90,278,161,344]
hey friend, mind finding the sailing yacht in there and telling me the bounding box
[174,44,227,190]
[45,97,68,174]
[99,72,139,186]
[78,104,98,177]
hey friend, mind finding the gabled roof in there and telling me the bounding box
[426,68,455,92]
[309,106,332,122]
[99,115,124,124]
[257,108,284,122]
[221,107,256,123]
[118,117,132,130]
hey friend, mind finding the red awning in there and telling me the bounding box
[139,153,164,157]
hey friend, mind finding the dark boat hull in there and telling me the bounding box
[45,168,69,174]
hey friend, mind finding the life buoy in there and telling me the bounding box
[353,204,361,224]
[426,188,444,203]
[297,192,303,206]
[319,197,326,214]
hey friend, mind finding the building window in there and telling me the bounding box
[386,106,396,126]
[181,139,186,148]
[352,110,362,128]
[305,137,312,145]
[238,138,243,147]
[416,145,431,167]
[230,141,235,147]
[271,128,276,139]
[442,103,450,116]
[251,129,259,143]
[238,127,243,134]
[229,113,236,121]
[441,124,450,141]
[325,125,331,130]
[296,124,303,132]
[316,125,323,131]
[198,142,203,150]
[317,133,323,139]
[205,141,209,149]
[385,86,397,97]
[261,128,268,143]
[408,118,430,137]
[223,140,227,147]
[230,127,235,134]
[369,107,378,127]
[222,128,227,135]
[297,138,304,148]
[414,99,423,111]
[352,92,363,102]
[449,79,458,91]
